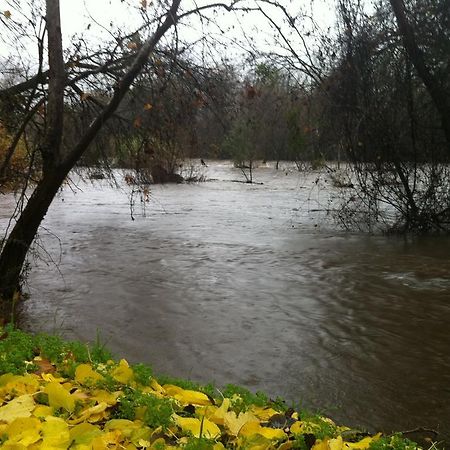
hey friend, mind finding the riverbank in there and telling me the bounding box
[0,328,424,450]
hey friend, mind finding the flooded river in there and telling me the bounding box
[1,162,450,441]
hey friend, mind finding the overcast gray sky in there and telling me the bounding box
[0,0,337,67]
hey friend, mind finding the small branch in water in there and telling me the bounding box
[396,427,439,436]
[230,179,264,185]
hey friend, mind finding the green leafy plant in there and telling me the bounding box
[115,387,174,429]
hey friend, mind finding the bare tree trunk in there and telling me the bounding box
[41,0,65,172]
[0,169,67,318]
[389,0,450,153]
[0,0,66,317]
[0,0,181,320]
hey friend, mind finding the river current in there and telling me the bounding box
[1,161,449,441]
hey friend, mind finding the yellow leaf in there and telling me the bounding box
[75,364,104,385]
[2,375,40,397]
[3,10,11,19]
[329,436,344,450]
[279,442,294,450]
[41,373,65,383]
[224,410,258,436]
[150,379,165,394]
[111,359,134,384]
[137,438,151,447]
[290,421,302,435]
[237,433,272,450]
[143,103,153,111]
[344,433,382,450]
[105,419,140,438]
[130,425,152,446]
[312,439,329,450]
[33,405,54,418]
[44,382,75,413]
[291,420,321,435]
[5,417,41,446]
[69,402,108,425]
[208,398,230,425]
[1,443,27,450]
[163,385,211,406]
[70,423,103,446]
[250,406,281,421]
[0,373,17,386]
[0,395,35,423]
[239,421,286,440]
[150,438,165,449]
[41,416,70,450]
[92,430,121,450]
[173,415,221,439]
[90,389,119,406]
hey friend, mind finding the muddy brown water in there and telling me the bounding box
[1,162,449,442]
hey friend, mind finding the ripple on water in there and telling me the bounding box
[0,164,447,443]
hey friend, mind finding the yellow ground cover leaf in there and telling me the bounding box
[105,418,140,438]
[90,389,119,406]
[3,375,40,397]
[329,435,344,450]
[33,405,54,418]
[0,373,17,386]
[239,421,286,440]
[344,433,382,449]
[142,386,164,398]
[207,398,230,426]
[0,394,35,423]
[41,373,66,383]
[1,444,28,450]
[44,382,75,412]
[163,385,212,406]
[173,414,221,439]
[312,439,329,450]
[290,420,320,435]
[279,441,294,450]
[250,406,282,421]
[92,430,122,449]
[224,410,258,436]
[237,433,274,450]
[130,425,152,446]
[72,390,90,401]
[75,364,104,385]
[4,417,41,446]
[150,379,165,394]
[111,359,134,384]
[70,422,103,449]
[69,402,109,425]
[41,416,71,449]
